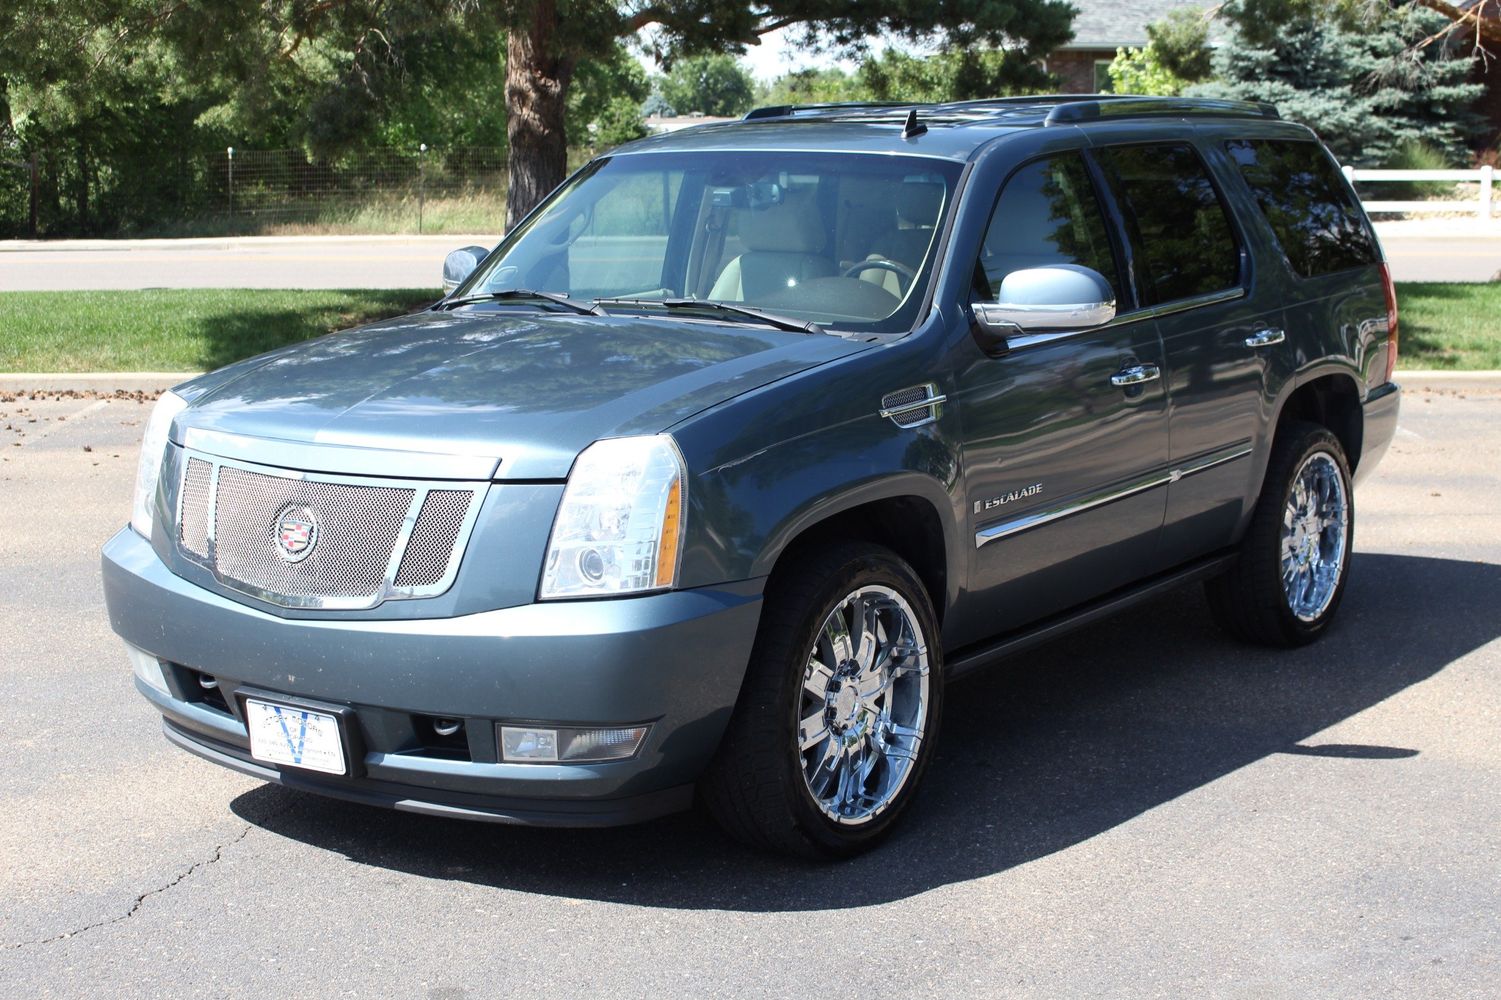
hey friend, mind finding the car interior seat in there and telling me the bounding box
[857,181,946,296]
[709,193,834,301]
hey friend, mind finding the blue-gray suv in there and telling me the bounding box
[103,96,1401,858]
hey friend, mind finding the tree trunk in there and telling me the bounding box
[505,1,575,229]
[76,137,90,232]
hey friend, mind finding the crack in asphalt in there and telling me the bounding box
[5,822,255,951]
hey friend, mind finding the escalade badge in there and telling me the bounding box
[974,484,1042,515]
[273,505,320,563]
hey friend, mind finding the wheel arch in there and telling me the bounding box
[752,475,960,626]
[1271,369,1365,471]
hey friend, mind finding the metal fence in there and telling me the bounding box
[0,145,509,238]
[6,147,1499,239]
[222,146,507,226]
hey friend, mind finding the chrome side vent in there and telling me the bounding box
[879,383,946,428]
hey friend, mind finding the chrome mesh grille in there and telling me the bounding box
[213,466,413,600]
[881,385,929,410]
[175,456,482,609]
[394,490,474,588]
[178,458,213,557]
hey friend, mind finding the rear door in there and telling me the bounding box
[1091,142,1281,567]
[952,151,1170,641]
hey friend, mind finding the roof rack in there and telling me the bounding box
[1043,96,1279,126]
[738,95,1281,128]
[742,101,917,121]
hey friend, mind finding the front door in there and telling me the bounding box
[950,151,1170,646]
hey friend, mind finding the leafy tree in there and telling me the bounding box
[757,68,868,107]
[0,0,509,235]
[500,0,1078,225]
[641,93,676,117]
[569,43,650,145]
[1108,48,1190,97]
[1189,4,1484,165]
[591,97,651,149]
[656,55,755,117]
[1108,9,1213,96]
[2,0,1082,235]
[1144,8,1214,82]
[860,46,1056,103]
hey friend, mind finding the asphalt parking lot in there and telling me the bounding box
[1,383,1497,998]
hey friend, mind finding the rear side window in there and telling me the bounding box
[1225,139,1380,278]
[976,153,1122,302]
[1094,144,1240,305]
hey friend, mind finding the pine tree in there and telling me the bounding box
[1189,6,1484,165]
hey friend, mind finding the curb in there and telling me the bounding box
[1399,370,1501,392]
[0,373,199,394]
[4,370,1499,397]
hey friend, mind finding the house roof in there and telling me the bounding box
[1061,0,1222,51]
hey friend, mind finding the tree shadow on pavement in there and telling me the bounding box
[231,552,1501,911]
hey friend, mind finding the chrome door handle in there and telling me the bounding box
[1111,364,1161,387]
[1245,328,1286,348]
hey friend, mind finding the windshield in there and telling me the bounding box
[462,150,962,332]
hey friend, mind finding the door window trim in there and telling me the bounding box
[1000,285,1246,353]
[971,148,1133,311]
[1087,139,1251,309]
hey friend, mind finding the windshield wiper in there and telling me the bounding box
[592,297,821,334]
[440,288,605,316]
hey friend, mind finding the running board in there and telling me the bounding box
[945,552,1238,680]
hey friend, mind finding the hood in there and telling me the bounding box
[173,306,869,479]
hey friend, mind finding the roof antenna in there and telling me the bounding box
[901,108,927,139]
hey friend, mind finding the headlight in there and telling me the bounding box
[540,435,687,599]
[130,390,188,538]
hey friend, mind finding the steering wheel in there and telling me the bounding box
[842,258,917,284]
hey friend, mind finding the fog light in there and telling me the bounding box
[500,726,559,761]
[499,723,650,764]
[124,643,169,696]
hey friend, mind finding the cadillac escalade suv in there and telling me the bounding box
[103,96,1401,858]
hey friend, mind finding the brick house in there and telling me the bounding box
[1043,0,1219,93]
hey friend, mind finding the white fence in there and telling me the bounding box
[1342,165,1495,219]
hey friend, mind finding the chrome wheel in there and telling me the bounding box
[1280,450,1349,622]
[797,585,930,825]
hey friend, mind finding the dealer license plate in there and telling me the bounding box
[245,699,347,775]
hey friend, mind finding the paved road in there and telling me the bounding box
[1,224,1497,290]
[1379,235,1501,282]
[0,235,496,292]
[1,386,1498,998]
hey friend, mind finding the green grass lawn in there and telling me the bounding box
[1395,282,1501,370]
[0,282,1496,373]
[0,288,437,372]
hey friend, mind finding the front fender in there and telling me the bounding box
[669,336,966,609]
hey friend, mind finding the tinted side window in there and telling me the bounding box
[1095,144,1240,304]
[1226,139,1380,278]
[976,153,1121,301]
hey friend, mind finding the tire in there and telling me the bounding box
[701,540,944,859]
[1207,421,1355,647]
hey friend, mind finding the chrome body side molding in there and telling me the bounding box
[974,443,1253,548]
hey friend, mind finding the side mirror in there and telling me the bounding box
[971,265,1116,356]
[442,246,491,294]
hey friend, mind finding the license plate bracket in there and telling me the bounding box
[240,690,357,777]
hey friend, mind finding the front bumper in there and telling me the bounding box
[103,527,763,826]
